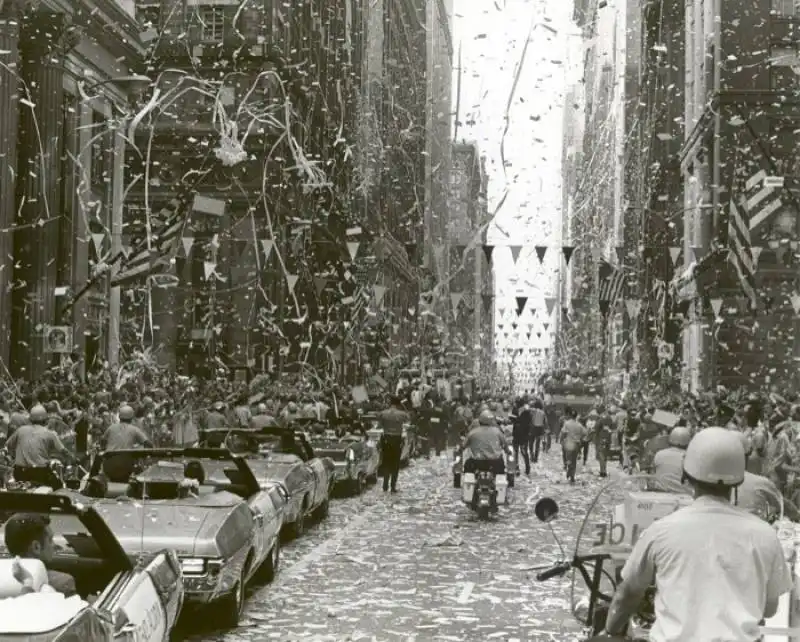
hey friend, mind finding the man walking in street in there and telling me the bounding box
[530,399,547,464]
[378,395,410,493]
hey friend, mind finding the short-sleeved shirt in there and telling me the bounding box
[6,425,66,467]
[103,423,150,451]
[378,408,409,437]
[621,495,792,642]
[561,419,587,452]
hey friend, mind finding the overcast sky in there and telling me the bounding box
[452,0,573,361]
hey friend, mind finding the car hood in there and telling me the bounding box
[94,500,220,557]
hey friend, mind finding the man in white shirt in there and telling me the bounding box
[605,427,793,642]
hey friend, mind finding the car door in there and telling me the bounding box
[108,551,178,642]
[248,490,274,562]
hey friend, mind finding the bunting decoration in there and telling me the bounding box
[515,296,527,316]
[509,246,522,264]
[535,246,547,264]
[562,246,574,265]
[260,239,274,260]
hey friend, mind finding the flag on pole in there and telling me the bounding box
[111,190,193,287]
[727,147,759,307]
[598,259,624,305]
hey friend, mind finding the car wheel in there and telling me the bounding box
[316,498,329,520]
[218,567,246,627]
[356,473,367,494]
[258,539,280,584]
[453,472,461,489]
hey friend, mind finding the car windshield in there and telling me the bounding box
[0,508,105,562]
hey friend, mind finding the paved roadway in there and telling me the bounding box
[179,449,613,642]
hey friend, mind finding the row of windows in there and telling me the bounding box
[774,0,800,16]
[137,5,226,41]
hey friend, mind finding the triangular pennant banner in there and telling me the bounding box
[510,246,522,264]
[260,239,274,259]
[515,296,527,316]
[562,246,575,265]
[286,273,299,294]
[314,277,327,296]
[544,297,556,316]
[451,292,464,315]
[347,241,360,261]
[203,261,216,280]
[691,246,706,262]
[433,245,445,273]
[751,246,763,268]
[91,233,105,256]
[669,246,681,265]
[535,246,547,264]
[482,245,494,264]
[373,285,387,305]
[791,292,800,315]
[181,236,194,257]
[710,297,723,317]
[625,298,641,319]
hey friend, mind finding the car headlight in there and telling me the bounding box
[346,448,355,462]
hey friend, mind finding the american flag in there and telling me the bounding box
[727,197,758,306]
[111,191,193,287]
[598,259,624,304]
[743,168,783,234]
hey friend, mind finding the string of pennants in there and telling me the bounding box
[477,244,721,267]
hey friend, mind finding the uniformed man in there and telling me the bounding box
[101,405,152,451]
[378,396,410,493]
[6,405,72,488]
[649,426,691,490]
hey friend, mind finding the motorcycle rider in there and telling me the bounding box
[5,405,73,489]
[604,427,792,641]
[462,410,508,475]
[649,426,691,489]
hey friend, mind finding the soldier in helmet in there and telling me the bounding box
[5,404,73,488]
[101,405,152,452]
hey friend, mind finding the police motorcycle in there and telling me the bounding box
[452,445,515,520]
[532,474,692,639]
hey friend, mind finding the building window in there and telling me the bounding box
[136,3,161,28]
[769,46,800,90]
[198,6,225,41]
[773,0,800,16]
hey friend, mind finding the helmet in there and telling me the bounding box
[119,405,135,421]
[739,432,753,457]
[683,427,745,486]
[29,405,47,424]
[478,410,496,426]
[212,401,225,411]
[668,427,692,448]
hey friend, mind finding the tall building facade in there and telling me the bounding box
[0,0,144,378]
[127,0,370,379]
[678,0,800,390]
[447,142,489,378]
[559,0,628,376]
[423,0,453,338]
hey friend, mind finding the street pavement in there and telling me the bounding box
[180,447,618,642]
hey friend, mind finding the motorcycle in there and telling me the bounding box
[532,474,691,640]
[455,446,515,520]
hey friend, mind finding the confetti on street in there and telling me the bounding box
[179,449,618,642]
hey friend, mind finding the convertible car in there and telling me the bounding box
[84,448,286,626]
[199,427,334,538]
[0,491,183,640]
[308,427,380,495]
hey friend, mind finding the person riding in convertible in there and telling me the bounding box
[461,410,509,476]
